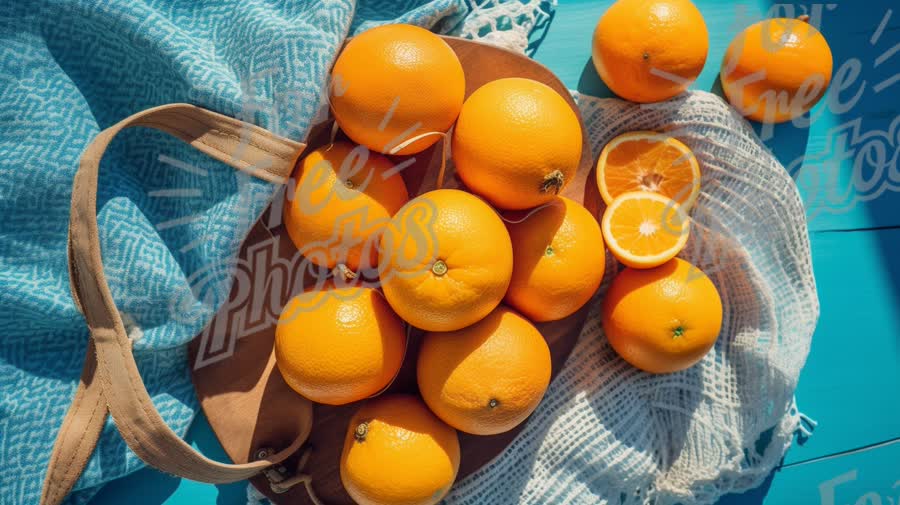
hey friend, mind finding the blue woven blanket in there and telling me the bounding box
[0,1,482,503]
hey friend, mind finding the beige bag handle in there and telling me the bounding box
[41,103,311,505]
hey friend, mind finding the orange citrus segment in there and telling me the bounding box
[597,132,701,212]
[601,191,690,269]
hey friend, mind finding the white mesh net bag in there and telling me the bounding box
[454,0,555,53]
[444,91,820,505]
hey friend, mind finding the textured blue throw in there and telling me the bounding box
[0,1,479,503]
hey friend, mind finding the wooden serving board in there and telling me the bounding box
[190,36,599,504]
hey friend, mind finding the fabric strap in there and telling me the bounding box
[41,103,310,505]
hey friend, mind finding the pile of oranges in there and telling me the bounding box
[271,0,834,502]
[277,24,597,505]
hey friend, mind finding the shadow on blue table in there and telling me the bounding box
[717,471,777,505]
[709,77,811,173]
[813,1,900,288]
[786,1,900,335]
[577,58,617,99]
[90,418,247,505]
[526,7,556,57]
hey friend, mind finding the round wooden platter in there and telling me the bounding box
[190,36,599,504]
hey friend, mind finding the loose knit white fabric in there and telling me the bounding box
[457,0,555,53]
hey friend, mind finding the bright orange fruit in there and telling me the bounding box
[601,191,690,269]
[602,258,723,373]
[417,306,551,435]
[504,197,605,322]
[721,17,833,123]
[378,189,513,332]
[452,77,583,210]
[341,394,460,505]
[596,131,701,212]
[275,285,406,405]
[283,142,409,271]
[592,0,709,103]
[330,24,465,154]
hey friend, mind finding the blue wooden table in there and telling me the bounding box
[92,1,900,503]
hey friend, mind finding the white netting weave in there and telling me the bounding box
[455,0,555,53]
[444,91,820,505]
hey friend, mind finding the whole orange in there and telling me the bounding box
[602,258,723,373]
[341,394,460,505]
[417,306,552,435]
[721,17,833,123]
[451,77,583,210]
[592,0,709,103]
[505,197,605,322]
[275,285,406,405]
[379,189,513,332]
[330,24,465,154]
[283,142,409,271]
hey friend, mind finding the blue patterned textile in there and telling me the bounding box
[0,1,474,503]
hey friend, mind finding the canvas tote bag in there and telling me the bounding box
[40,103,314,505]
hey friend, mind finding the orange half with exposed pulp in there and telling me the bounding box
[596,131,701,212]
[601,191,690,269]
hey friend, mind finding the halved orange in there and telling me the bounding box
[596,132,701,212]
[601,191,690,269]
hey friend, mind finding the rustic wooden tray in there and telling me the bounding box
[190,35,598,504]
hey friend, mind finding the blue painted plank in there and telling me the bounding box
[534,0,900,232]
[719,439,900,505]
[783,227,900,464]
